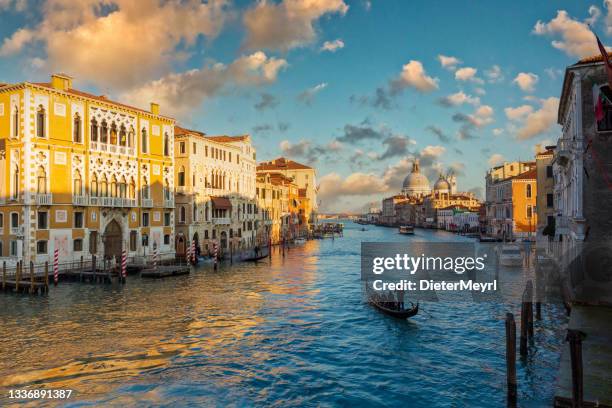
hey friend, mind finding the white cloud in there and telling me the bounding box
[390,60,439,93]
[243,0,348,51]
[437,54,461,70]
[606,0,612,34]
[485,65,503,83]
[533,10,598,58]
[318,171,389,208]
[586,5,601,25]
[513,72,539,92]
[297,82,328,104]
[516,97,560,140]
[438,91,480,107]
[321,38,344,52]
[492,128,504,136]
[473,105,494,126]
[454,67,483,84]
[421,145,446,158]
[0,0,230,89]
[122,51,287,117]
[488,153,505,167]
[505,104,535,121]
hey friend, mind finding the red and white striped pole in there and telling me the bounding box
[121,249,127,280]
[191,240,196,264]
[213,242,218,270]
[153,247,158,270]
[53,248,59,286]
[186,243,191,263]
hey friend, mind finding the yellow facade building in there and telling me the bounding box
[0,74,175,265]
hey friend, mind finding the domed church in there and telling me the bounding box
[401,160,431,197]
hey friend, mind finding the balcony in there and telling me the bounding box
[90,141,136,157]
[35,193,53,205]
[72,195,89,206]
[176,186,187,195]
[553,139,571,166]
[213,217,231,225]
[142,198,154,208]
[164,198,175,208]
[10,226,23,236]
[88,196,137,208]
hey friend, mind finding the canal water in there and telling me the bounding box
[1,222,567,407]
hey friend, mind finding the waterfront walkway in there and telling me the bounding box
[555,305,612,407]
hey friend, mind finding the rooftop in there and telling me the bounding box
[257,157,313,171]
[175,125,249,144]
[513,168,537,180]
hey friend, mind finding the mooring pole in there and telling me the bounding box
[506,312,517,406]
[16,261,21,292]
[520,292,528,357]
[29,261,34,294]
[2,261,5,290]
[44,261,49,291]
[567,330,585,408]
[526,280,534,340]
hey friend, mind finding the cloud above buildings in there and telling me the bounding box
[514,97,559,140]
[438,91,480,107]
[425,125,451,143]
[533,9,598,58]
[488,153,505,166]
[0,0,230,89]
[454,67,484,84]
[297,82,328,105]
[513,72,539,92]
[242,0,348,51]
[320,38,345,52]
[390,60,439,94]
[254,93,280,111]
[437,54,461,70]
[123,51,288,117]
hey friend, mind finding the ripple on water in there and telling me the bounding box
[0,223,567,407]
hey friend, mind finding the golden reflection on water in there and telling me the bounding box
[1,240,322,404]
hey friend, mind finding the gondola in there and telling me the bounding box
[369,299,419,318]
[242,253,268,262]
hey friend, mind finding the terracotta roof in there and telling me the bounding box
[577,53,609,65]
[31,82,173,120]
[536,148,555,157]
[175,125,205,137]
[205,135,249,143]
[513,168,537,180]
[257,157,312,171]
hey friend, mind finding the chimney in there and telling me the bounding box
[150,102,160,115]
[51,73,72,91]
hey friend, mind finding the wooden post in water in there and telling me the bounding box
[520,290,528,357]
[16,261,21,292]
[567,330,585,408]
[29,261,34,294]
[2,261,5,290]
[230,242,233,265]
[44,262,49,292]
[505,312,517,406]
[526,280,534,340]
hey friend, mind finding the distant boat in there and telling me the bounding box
[369,298,419,318]
[398,225,415,235]
[294,237,306,244]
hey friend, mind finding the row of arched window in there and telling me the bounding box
[90,119,134,147]
[90,174,137,199]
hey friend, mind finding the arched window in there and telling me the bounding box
[100,175,108,197]
[37,166,47,194]
[110,123,118,145]
[74,170,82,195]
[164,133,170,156]
[12,164,19,199]
[119,125,127,147]
[101,120,108,144]
[13,106,18,138]
[129,177,136,199]
[141,128,148,153]
[73,113,82,143]
[180,206,186,223]
[526,184,532,198]
[111,175,117,197]
[91,173,99,196]
[90,118,98,142]
[128,127,134,148]
[178,166,185,187]
[142,176,149,199]
[119,176,127,198]
[36,105,45,138]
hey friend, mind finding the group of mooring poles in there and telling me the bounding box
[1,260,51,295]
[505,280,585,407]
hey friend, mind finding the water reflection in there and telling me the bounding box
[0,223,566,407]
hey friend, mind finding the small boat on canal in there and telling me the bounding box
[398,225,415,235]
[370,299,419,318]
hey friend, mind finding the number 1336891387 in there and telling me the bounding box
[9,389,73,399]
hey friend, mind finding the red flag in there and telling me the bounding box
[596,32,612,87]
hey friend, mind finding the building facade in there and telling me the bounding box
[173,126,259,258]
[535,148,555,240]
[0,74,175,265]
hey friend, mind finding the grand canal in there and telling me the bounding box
[1,222,567,407]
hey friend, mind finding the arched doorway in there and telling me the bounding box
[176,234,186,257]
[220,231,228,250]
[103,219,122,261]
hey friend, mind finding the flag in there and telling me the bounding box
[596,32,612,87]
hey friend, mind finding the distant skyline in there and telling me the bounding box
[0,0,606,212]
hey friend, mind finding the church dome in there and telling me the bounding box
[433,175,451,193]
[402,160,430,197]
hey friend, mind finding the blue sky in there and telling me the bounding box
[0,0,605,211]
